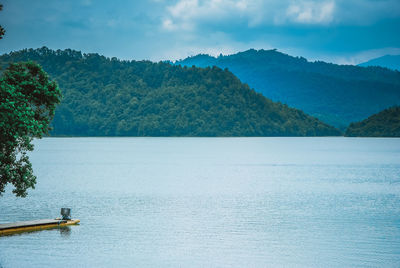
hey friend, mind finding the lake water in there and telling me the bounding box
[1,137,400,267]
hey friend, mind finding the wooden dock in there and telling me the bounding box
[0,218,80,236]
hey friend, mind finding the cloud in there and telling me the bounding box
[285,1,335,24]
[162,0,400,32]
[162,0,335,32]
[161,0,271,31]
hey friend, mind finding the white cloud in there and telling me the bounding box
[162,0,267,31]
[286,1,335,24]
[162,0,339,32]
[161,0,400,32]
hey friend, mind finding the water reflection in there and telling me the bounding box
[59,226,71,238]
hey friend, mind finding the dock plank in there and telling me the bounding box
[0,219,67,230]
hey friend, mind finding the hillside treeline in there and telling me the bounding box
[0,47,341,136]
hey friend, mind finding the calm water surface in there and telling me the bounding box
[1,137,400,267]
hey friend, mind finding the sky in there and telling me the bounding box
[0,0,400,64]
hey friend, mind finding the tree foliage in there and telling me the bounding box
[0,47,341,137]
[0,62,62,197]
[0,4,5,39]
[176,49,400,129]
[345,106,400,137]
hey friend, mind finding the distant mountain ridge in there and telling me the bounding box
[176,49,400,129]
[358,55,400,71]
[346,106,400,137]
[0,47,341,137]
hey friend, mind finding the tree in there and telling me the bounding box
[0,4,5,39]
[0,62,62,197]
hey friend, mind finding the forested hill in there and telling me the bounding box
[345,106,400,137]
[359,55,400,71]
[176,49,400,129]
[0,47,341,136]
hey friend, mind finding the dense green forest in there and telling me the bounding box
[345,106,400,137]
[0,47,341,136]
[176,49,400,129]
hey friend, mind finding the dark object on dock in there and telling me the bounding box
[0,209,80,236]
[61,208,71,220]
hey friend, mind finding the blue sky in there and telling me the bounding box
[1,0,400,64]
